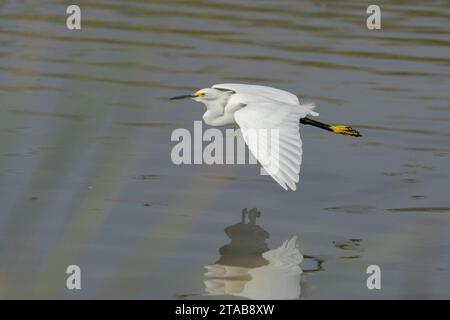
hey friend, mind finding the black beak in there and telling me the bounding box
[170,94,195,100]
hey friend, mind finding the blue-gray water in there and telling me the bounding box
[0,0,450,299]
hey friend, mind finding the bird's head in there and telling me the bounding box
[170,88,227,103]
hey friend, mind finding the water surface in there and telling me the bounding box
[0,0,450,299]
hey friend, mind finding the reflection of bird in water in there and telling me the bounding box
[216,208,269,268]
[204,208,303,300]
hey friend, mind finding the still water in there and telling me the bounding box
[0,0,450,299]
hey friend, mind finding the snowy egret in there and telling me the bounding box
[171,83,361,190]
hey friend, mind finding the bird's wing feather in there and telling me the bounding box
[213,83,300,106]
[234,102,308,191]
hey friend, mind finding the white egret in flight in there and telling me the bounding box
[171,83,361,190]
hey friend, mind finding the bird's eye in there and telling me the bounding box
[196,92,205,97]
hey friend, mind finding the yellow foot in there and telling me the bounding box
[330,125,362,137]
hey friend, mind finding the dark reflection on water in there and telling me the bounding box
[213,208,270,268]
[203,208,322,300]
[0,0,450,299]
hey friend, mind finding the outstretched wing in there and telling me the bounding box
[234,102,309,191]
[213,83,300,106]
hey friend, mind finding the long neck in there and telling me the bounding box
[203,110,235,126]
[201,96,235,126]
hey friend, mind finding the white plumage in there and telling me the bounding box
[171,83,321,191]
